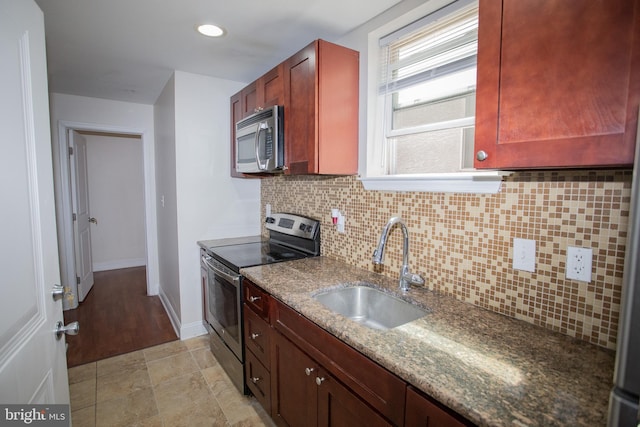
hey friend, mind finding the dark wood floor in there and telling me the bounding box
[63,266,178,368]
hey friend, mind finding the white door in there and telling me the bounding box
[0,0,70,405]
[69,130,95,301]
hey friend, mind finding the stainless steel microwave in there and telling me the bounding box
[235,105,284,173]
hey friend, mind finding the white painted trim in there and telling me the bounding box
[53,120,159,305]
[179,322,208,340]
[359,171,512,193]
[92,258,146,272]
[158,287,180,339]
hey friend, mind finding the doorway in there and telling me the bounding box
[53,121,158,310]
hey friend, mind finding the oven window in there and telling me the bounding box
[209,273,239,342]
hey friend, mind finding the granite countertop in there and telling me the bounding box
[240,256,615,427]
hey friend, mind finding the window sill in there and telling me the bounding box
[359,171,513,194]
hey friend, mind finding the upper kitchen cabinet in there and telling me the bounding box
[241,64,285,119]
[284,39,359,175]
[230,64,285,177]
[474,0,640,169]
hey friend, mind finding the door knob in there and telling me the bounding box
[89,217,98,225]
[51,284,65,301]
[55,321,79,339]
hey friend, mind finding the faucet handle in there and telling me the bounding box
[403,272,425,286]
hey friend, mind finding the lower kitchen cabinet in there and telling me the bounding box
[405,386,473,427]
[271,331,392,427]
[242,279,474,427]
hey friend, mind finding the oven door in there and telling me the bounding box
[202,256,243,361]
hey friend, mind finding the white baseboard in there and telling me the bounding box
[93,258,146,272]
[158,288,180,338]
[180,322,208,340]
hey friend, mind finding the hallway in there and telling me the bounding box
[63,266,178,367]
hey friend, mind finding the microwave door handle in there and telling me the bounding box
[255,122,268,171]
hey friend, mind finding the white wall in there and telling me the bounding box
[84,133,146,271]
[335,0,436,174]
[173,70,261,337]
[49,93,159,308]
[154,75,182,331]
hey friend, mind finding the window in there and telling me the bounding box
[363,0,506,192]
[377,0,478,176]
[362,0,514,193]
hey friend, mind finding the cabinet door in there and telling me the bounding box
[271,332,318,427]
[241,81,258,118]
[405,387,471,427]
[475,0,640,169]
[230,91,243,177]
[317,370,392,427]
[258,63,284,109]
[284,40,318,174]
[244,304,271,366]
[246,349,272,413]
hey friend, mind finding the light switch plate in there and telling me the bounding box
[566,246,592,282]
[513,238,536,272]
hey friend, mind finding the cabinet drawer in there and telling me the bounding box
[244,304,271,367]
[405,386,473,427]
[246,350,271,413]
[244,279,270,320]
[273,299,406,426]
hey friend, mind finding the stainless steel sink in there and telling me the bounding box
[313,285,429,330]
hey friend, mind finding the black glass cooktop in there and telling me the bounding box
[209,240,309,272]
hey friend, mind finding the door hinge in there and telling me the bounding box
[68,146,73,156]
[76,276,80,285]
[72,213,77,221]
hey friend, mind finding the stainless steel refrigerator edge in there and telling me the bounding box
[608,110,640,427]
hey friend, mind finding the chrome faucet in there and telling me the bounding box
[372,217,425,292]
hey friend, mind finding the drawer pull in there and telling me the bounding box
[249,296,261,303]
[250,377,261,384]
[315,376,325,386]
[305,367,314,376]
[251,333,260,340]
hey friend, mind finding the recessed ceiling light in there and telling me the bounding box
[197,24,225,37]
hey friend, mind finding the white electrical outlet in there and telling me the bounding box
[513,238,536,272]
[566,246,592,282]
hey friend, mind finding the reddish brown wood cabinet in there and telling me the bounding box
[271,332,392,427]
[243,281,273,411]
[243,279,474,427]
[405,386,474,427]
[474,0,640,169]
[230,64,285,177]
[283,39,359,175]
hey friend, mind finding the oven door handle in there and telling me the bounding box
[202,256,241,286]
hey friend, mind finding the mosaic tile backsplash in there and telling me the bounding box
[261,170,632,350]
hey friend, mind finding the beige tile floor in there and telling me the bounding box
[68,336,276,427]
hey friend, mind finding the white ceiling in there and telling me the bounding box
[34,0,402,104]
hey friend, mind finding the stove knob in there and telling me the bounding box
[299,223,306,231]
[306,225,313,233]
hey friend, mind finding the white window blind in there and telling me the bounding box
[375,0,479,175]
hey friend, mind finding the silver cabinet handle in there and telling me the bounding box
[51,284,65,301]
[315,376,325,386]
[305,368,314,376]
[249,296,261,302]
[250,333,260,340]
[476,150,488,161]
[250,377,261,384]
[55,321,79,339]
